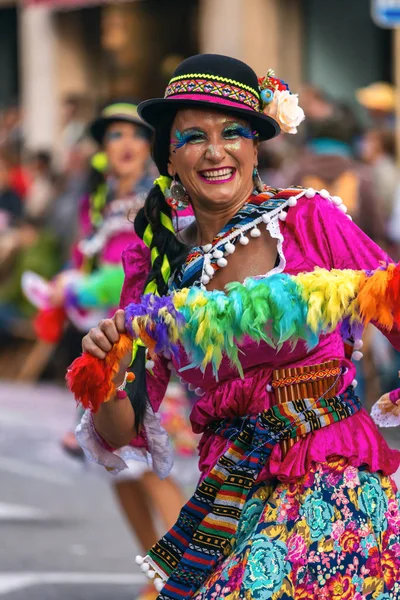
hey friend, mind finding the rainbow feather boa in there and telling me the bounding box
[67,263,400,409]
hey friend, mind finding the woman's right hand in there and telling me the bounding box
[82,309,132,387]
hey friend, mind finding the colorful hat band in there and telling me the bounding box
[165,75,261,112]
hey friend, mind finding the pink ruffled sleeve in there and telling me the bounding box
[288,194,400,351]
[76,240,173,478]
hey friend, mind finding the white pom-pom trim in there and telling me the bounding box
[202,243,212,253]
[354,339,363,350]
[305,188,315,198]
[205,264,214,277]
[338,203,348,213]
[319,188,330,199]
[351,379,358,388]
[278,211,287,221]
[154,578,164,592]
[135,555,144,565]
[225,242,235,254]
[352,351,363,361]
[331,195,343,206]
[140,563,150,573]
[239,235,249,245]
[250,227,261,238]
[195,387,205,396]
[213,249,224,259]
[288,197,298,207]
[262,213,271,223]
[217,257,228,268]
[201,274,210,285]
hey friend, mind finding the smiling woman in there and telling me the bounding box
[71,54,400,600]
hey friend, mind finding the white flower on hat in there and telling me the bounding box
[264,89,305,134]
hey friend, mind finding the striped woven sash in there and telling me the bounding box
[146,387,361,600]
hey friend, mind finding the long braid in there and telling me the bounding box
[136,184,189,295]
[128,183,189,431]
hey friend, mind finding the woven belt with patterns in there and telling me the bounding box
[272,359,342,455]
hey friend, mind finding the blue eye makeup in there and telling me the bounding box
[171,124,258,151]
[222,123,259,140]
[171,128,206,151]
[106,130,123,142]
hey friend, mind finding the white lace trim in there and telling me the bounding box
[249,189,306,281]
[248,213,286,280]
[76,403,174,478]
[371,401,400,428]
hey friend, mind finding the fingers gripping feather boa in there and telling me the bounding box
[67,263,400,411]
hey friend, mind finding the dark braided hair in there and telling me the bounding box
[128,116,190,431]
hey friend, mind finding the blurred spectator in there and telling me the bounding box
[284,100,386,243]
[25,150,57,221]
[47,146,90,263]
[7,150,31,200]
[0,106,24,156]
[55,95,87,174]
[0,154,23,230]
[0,217,60,342]
[388,185,400,249]
[300,85,334,123]
[356,81,395,128]
[258,140,287,189]
[360,128,398,223]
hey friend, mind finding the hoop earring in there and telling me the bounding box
[165,176,189,211]
[253,167,265,193]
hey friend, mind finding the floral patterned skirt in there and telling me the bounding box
[193,459,400,600]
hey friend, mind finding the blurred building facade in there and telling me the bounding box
[0,0,393,153]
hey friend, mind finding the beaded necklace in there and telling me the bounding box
[171,186,305,290]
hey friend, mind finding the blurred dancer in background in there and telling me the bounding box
[24,101,193,600]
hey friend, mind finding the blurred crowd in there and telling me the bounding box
[0,97,94,364]
[0,83,399,400]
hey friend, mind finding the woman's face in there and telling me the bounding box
[103,121,150,179]
[168,108,258,211]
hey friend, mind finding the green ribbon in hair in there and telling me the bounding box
[154,175,172,195]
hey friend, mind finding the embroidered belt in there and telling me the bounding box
[145,386,360,600]
[272,359,341,455]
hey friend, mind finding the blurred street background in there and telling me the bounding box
[1,0,400,598]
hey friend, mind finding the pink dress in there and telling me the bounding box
[118,193,400,481]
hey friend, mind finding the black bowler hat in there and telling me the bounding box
[138,54,280,141]
[89,100,153,145]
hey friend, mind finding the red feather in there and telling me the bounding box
[66,334,133,412]
[34,307,66,343]
[66,353,114,412]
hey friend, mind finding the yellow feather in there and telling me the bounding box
[173,288,189,309]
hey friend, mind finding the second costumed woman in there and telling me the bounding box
[71,56,400,599]
[25,101,194,600]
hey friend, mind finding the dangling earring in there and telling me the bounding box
[165,176,189,211]
[253,167,265,193]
